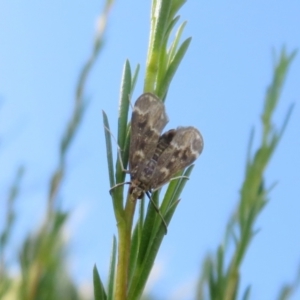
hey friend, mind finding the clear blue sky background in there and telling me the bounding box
[1,1,300,299]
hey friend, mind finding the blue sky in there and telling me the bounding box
[1,1,300,299]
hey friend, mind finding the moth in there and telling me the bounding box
[112,92,204,232]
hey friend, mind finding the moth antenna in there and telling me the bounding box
[146,191,168,235]
[104,125,130,174]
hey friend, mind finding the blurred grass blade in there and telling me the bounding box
[198,48,297,300]
[107,236,117,300]
[278,103,294,140]
[277,265,300,300]
[102,110,115,188]
[93,264,107,300]
[0,166,24,298]
[216,246,224,287]
[0,166,24,253]
[245,127,255,173]
[196,257,212,300]
[242,286,251,300]
[262,49,297,142]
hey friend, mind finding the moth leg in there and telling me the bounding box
[109,181,131,195]
[104,125,130,174]
[146,191,168,235]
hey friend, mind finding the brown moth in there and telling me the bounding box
[127,93,203,229]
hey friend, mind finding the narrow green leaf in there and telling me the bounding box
[138,196,145,234]
[144,165,195,252]
[167,16,180,41]
[128,222,140,287]
[102,110,115,188]
[121,124,131,175]
[151,1,171,55]
[136,192,160,264]
[128,201,179,300]
[155,47,168,97]
[168,21,187,64]
[118,60,132,150]
[145,1,172,92]
[157,37,191,99]
[107,236,117,300]
[161,171,184,212]
[116,60,132,185]
[155,17,180,97]
[103,110,124,219]
[131,64,140,94]
[162,164,194,214]
[169,0,187,20]
[128,195,161,297]
[170,164,194,204]
[93,265,107,300]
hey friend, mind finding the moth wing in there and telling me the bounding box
[129,93,168,178]
[150,126,203,189]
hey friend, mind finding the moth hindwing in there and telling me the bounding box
[128,93,204,200]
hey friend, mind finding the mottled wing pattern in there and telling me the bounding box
[149,126,204,190]
[136,129,176,191]
[129,93,168,180]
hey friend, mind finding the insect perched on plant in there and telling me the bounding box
[111,92,204,233]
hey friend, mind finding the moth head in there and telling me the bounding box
[129,182,144,200]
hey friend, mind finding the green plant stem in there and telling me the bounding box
[112,1,192,298]
[115,195,137,300]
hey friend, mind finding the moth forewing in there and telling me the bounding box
[149,126,204,190]
[129,93,168,199]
